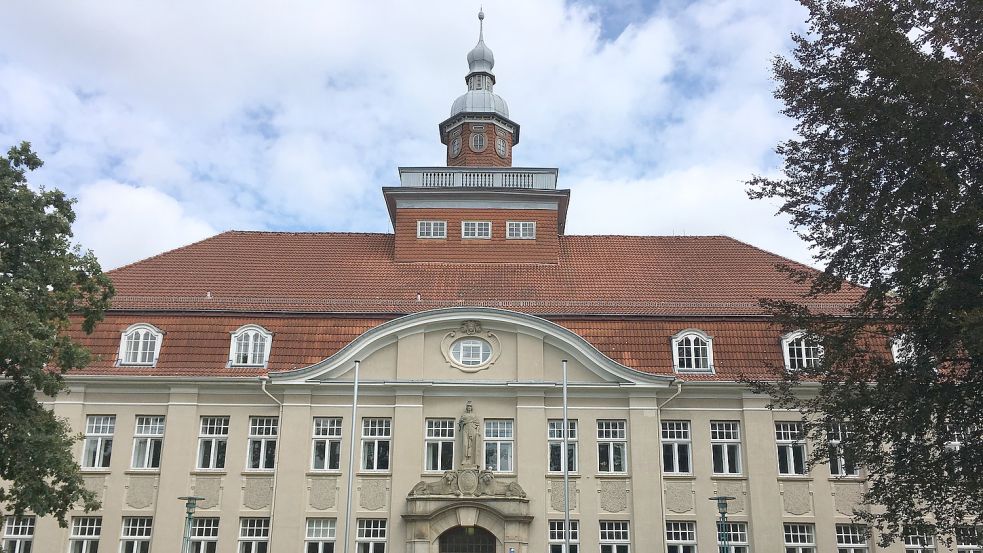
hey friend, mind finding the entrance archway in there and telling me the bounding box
[438,526,497,553]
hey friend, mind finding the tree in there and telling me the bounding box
[747,0,982,545]
[0,142,114,524]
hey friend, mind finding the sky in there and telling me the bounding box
[0,0,815,270]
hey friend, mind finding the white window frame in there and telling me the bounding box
[904,532,936,552]
[671,329,714,373]
[238,517,270,553]
[246,416,278,471]
[69,516,102,553]
[782,330,822,370]
[661,421,692,475]
[828,423,861,477]
[197,416,229,470]
[484,419,514,473]
[361,418,392,472]
[470,132,486,152]
[666,521,697,553]
[425,418,455,472]
[356,519,387,553]
[131,415,165,470]
[836,524,869,553]
[228,324,272,367]
[597,420,628,474]
[416,220,447,239]
[82,414,115,469]
[118,323,163,366]
[506,221,536,239]
[495,136,508,158]
[599,521,630,553]
[449,338,492,367]
[461,221,491,239]
[313,417,343,471]
[784,523,816,553]
[190,518,219,553]
[548,519,579,553]
[711,421,742,475]
[776,422,808,476]
[2,516,35,553]
[957,527,982,553]
[548,419,578,473]
[120,516,153,553]
[450,136,462,158]
[718,521,749,553]
[306,518,336,553]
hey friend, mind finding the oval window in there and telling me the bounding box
[495,137,507,158]
[470,133,486,152]
[451,137,462,157]
[450,338,492,366]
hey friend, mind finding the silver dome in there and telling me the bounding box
[450,90,509,118]
[467,39,495,75]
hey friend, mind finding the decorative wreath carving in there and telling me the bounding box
[440,320,501,373]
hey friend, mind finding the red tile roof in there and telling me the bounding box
[106,231,864,317]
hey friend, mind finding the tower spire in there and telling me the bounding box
[478,8,484,41]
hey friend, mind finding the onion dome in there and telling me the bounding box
[449,10,509,119]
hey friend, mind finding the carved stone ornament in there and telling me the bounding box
[408,469,526,499]
[440,320,502,373]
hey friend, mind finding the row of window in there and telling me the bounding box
[114,322,821,373]
[9,516,972,553]
[416,220,536,240]
[79,415,855,478]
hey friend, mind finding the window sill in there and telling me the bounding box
[662,473,696,480]
[777,475,812,481]
[594,472,630,479]
[191,470,228,476]
[124,469,161,475]
[80,468,112,474]
[546,473,582,479]
[828,475,865,482]
[710,474,747,480]
[308,470,343,476]
[243,470,276,475]
[357,472,392,477]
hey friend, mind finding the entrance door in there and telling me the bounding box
[438,526,497,553]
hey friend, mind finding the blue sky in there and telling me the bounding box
[0,0,812,269]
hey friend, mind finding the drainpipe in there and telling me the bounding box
[258,375,284,550]
[656,380,684,544]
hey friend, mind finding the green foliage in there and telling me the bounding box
[0,142,113,524]
[748,0,982,545]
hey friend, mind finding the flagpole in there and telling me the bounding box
[562,359,571,553]
[342,360,360,553]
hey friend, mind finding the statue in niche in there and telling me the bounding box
[459,401,480,468]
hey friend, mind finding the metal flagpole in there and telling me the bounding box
[562,359,571,553]
[342,360,360,553]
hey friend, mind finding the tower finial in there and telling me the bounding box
[478,8,484,40]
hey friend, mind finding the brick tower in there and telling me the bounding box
[439,10,519,167]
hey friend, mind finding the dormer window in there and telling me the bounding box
[118,324,163,366]
[671,330,714,373]
[782,331,822,370]
[417,221,447,239]
[506,221,536,239]
[230,325,273,367]
[462,221,491,239]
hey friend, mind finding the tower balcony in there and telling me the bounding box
[398,167,558,190]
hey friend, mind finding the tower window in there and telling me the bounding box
[507,221,536,239]
[450,137,462,158]
[462,221,491,239]
[496,137,507,158]
[470,133,486,152]
[417,220,447,239]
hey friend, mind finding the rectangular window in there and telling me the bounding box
[506,221,536,239]
[904,532,936,552]
[484,419,514,472]
[70,516,102,553]
[548,520,579,553]
[361,418,392,471]
[247,416,278,470]
[599,521,630,553]
[711,421,742,475]
[191,518,220,553]
[83,415,115,469]
[776,422,807,475]
[666,521,697,553]
[416,220,447,239]
[2,516,35,553]
[836,524,868,553]
[121,517,153,553]
[828,423,860,477]
[131,415,165,469]
[461,221,491,239]
[661,421,691,474]
[957,527,982,553]
[425,419,455,472]
[548,419,578,473]
[718,521,749,553]
[306,518,336,553]
[784,523,816,553]
[313,417,343,471]
[597,420,627,473]
[356,519,387,553]
[238,518,270,553]
[198,416,229,470]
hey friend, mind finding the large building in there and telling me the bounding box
[5,12,932,553]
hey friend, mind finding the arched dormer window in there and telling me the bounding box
[671,329,714,373]
[782,331,822,370]
[118,323,163,366]
[229,325,273,367]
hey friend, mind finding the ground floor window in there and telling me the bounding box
[238,518,270,553]
[548,519,579,553]
[306,518,336,553]
[718,521,749,553]
[191,517,219,553]
[835,524,868,553]
[784,523,816,553]
[2,516,34,553]
[357,519,387,553]
[121,516,153,553]
[70,516,102,553]
[666,521,696,553]
[599,521,630,553]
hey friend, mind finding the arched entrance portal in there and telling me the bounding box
[438,526,497,553]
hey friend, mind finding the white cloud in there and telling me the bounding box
[0,0,815,267]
